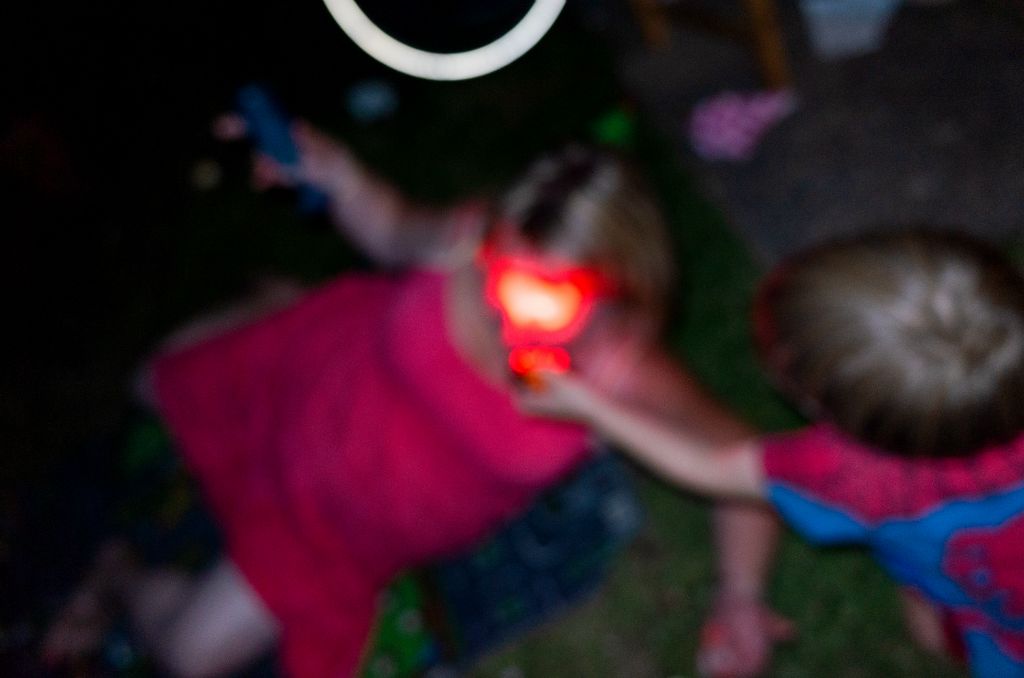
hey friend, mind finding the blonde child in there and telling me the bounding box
[44,124,785,677]
[523,231,1024,677]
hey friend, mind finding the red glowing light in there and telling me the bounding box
[480,248,612,379]
[496,270,583,334]
[482,253,606,346]
[508,345,571,376]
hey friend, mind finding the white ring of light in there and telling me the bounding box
[321,0,566,81]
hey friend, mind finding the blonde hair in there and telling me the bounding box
[495,145,675,332]
[755,231,1024,457]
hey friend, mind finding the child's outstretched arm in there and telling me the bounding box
[291,122,485,267]
[520,370,767,501]
[522,366,790,675]
[524,355,792,675]
[222,115,485,268]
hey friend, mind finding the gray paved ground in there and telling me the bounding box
[614,0,1024,264]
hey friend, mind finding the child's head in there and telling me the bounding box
[755,230,1024,458]
[488,145,675,331]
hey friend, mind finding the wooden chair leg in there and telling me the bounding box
[629,0,792,90]
[743,0,792,89]
[629,0,672,48]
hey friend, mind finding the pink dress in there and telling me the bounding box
[152,270,589,677]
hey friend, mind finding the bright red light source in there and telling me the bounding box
[481,250,611,380]
[496,269,583,335]
[483,253,605,347]
[508,345,571,376]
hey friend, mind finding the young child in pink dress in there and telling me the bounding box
[43,123,786,677]
[523,231,1024,677]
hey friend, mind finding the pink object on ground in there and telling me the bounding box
[152,270,589,677]
[688,89,798,162]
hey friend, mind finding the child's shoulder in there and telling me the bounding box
[759,423,860,484]
[761,424,1024,524]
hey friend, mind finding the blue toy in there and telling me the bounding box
[235,84,328,213]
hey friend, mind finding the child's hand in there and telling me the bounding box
[212,112,298,189]
[696,594,796,678]
[213,115,355,195]
[515,370,602,423]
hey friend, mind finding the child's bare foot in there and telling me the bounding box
[696,593,796,677]
[41,540,137,667]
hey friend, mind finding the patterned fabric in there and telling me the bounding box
[763,424,1024,676]
[152,270,589,677]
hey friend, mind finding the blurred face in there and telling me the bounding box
[478,226,612,376]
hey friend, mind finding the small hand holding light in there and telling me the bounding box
[514,369,600,423]
[509,346,572,391]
